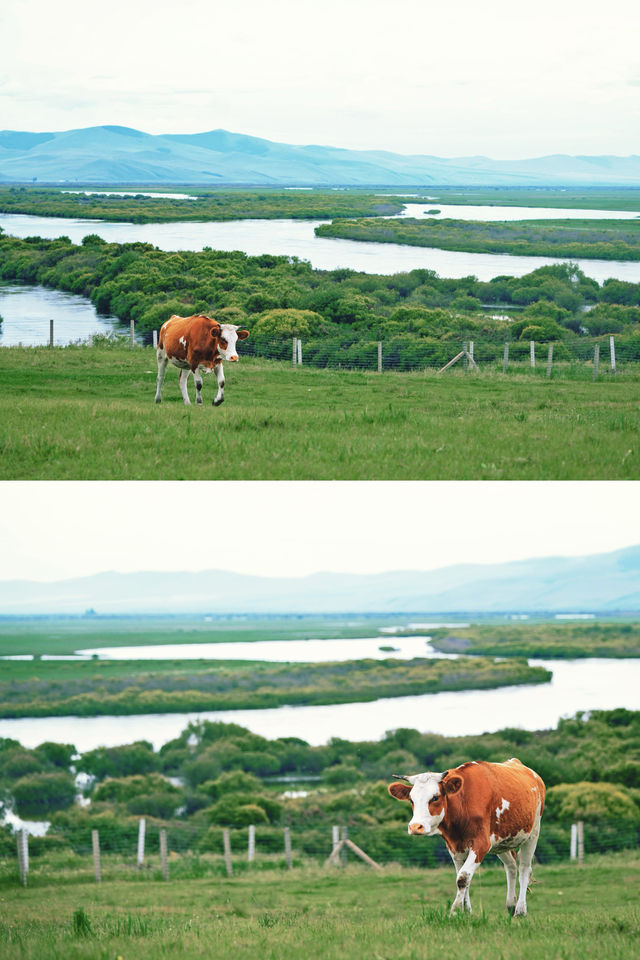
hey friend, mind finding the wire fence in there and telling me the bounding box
[7,818,640,886]
[2,318,638,376]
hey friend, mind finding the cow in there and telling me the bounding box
[388,758,545,917]
[154,314,249,406]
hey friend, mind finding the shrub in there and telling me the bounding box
[12,771,76,818]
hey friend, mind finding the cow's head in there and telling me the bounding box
[216,323,250,363]
[388,771,462,836]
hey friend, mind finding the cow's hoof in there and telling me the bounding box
[213,397,224,407]
[196,398,203,405]
[155,397,162,404]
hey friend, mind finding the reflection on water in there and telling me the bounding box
[0,284,121,346]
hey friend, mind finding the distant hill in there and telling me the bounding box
[1,125,640,185]
[1,546,639,615]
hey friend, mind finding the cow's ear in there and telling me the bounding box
[442,774,463,796]
[388,782,412,802]
[237,329,250,340]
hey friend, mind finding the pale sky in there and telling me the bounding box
[1,0,639,159]
[1,481,639,582]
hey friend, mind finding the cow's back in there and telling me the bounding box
[452,759,544,842]
[159,314,219,367]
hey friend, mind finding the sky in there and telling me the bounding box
[1,0,639,159]
[2,481,639,583]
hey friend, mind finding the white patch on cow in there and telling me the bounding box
[406,772,445,836]
[179,336,187,347]
[496,798,510,819]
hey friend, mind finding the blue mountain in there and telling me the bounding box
[1,125,640,185]
[1,546,639,614]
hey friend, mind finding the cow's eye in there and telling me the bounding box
[431,795,440,803]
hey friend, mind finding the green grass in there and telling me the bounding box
[0,854,638,960]
[1,347,640,479]
[429,621,640,659]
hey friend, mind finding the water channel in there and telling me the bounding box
[0,635,637,751]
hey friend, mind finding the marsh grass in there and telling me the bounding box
[1,347,639,479]
[0,855,638,960]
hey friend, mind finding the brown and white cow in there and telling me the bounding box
[389,758,545,917]
[154,314,249,406]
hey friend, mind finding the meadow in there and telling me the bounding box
[1,855,638,960]
[1,347,639,480]
[428,621,640,659]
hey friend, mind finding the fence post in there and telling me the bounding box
[88,334,93,348]
[377,341,382,374]
[49,319,54,349]
[297,338,302,366]
[160,828,169,881]
[137,817,146,868]
[153,330,158,349]
[469,341,474,365]
[546,343,553,378]
[248,824,255,863]
[577,820,584,865]
[340,826,348,867]
[332,825,340,857]
[17,829,28,886]
[284,827,292,870]
[92,829,102,882]
[609,336,616,373]
[502,342,509,373]
[292,337,297,367]
[462,341,468,370]
[223,828,233,877]
[129,318,135,348]
[530,341,536,368]
[570,823,577,860]
[593,343,600,380]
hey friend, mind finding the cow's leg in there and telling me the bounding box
[496,850,518,914]
[155,348,168,403]
[193,367,204,405]
[450,842,489,915]
[212,363,225,406]
[449,851,472,913]
[513,828,539,918]
[178,368,191,405]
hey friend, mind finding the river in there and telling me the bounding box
[2,208,640,284]
[0,656,637,752]
[0,283,121,346]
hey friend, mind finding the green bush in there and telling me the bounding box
[12,771,76,818]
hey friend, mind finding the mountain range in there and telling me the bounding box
[1,126,640,186]
[1,546,639,615]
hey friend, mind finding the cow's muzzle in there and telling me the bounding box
[228,355,239,362]
[408,823,426,836]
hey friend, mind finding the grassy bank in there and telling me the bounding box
[316,216,640,260]
[1,855,638,960]
[428,622,640,659]
[0,655,550,718]
[1,347,640,479]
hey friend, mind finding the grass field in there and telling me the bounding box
[1,347,639,479]
[1,855,638,960]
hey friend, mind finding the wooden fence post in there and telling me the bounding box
[248,824,255,863]
[297,339,302,366]
[17,829,28,886]
[546,343,553,378]
[577,820,584,865]
[49,319,54,349]
[223,828,233,877]
[160,828,169,881]
[609,336,616,373]
[92,829,102,882]
[340,826,348,867]
[153,330,158,349]
[593,343,600,380]
[377,341,382,374]
[469,341,474,365]
[137,817,146,869]
[292,337,297,367]
[570,823,577,860]
[130,318,135,349]
[530,341,536,368]
[284,827,292,870]
[502,342,509,373]
[332,825,340,857]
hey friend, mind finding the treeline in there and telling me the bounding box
[3,230,640,348]
[1,710,638,865]
[429,621,640,659]
[316,216,640,261]
[0,186,402,224]
[0,656,549,718]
